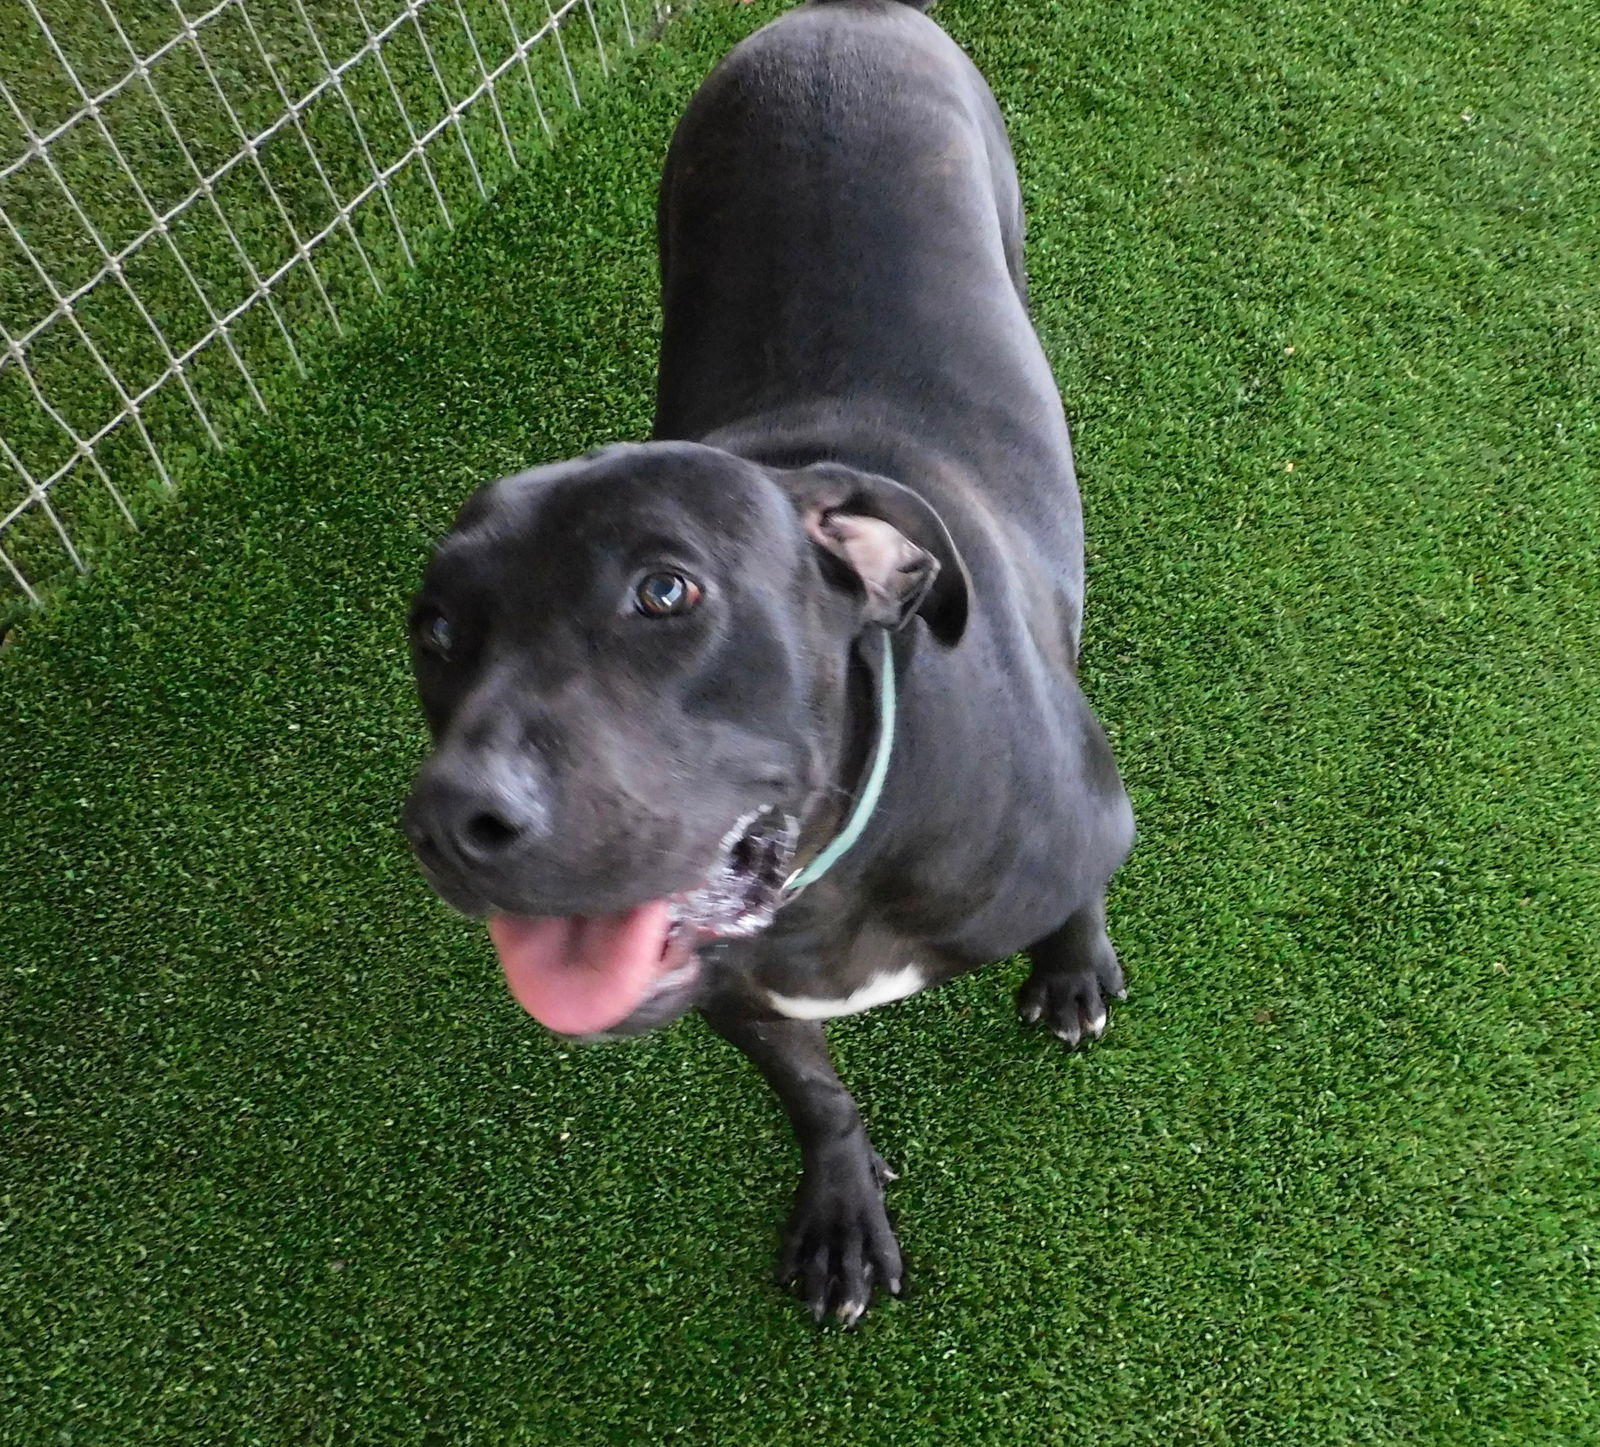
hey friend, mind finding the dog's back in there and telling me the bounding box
[655,0,1085,662]
[655,3,1057,456]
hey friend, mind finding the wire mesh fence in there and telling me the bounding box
[0,0,662,618]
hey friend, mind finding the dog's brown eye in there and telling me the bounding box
[634,572,701,617]
[417,611,454,657]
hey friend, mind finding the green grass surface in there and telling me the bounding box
[0,0,638,615]
[4,0,1598,1440]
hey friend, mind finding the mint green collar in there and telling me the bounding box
[782,631,897,897]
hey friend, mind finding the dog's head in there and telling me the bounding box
[402,441,969,1037]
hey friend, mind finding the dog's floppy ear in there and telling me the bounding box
[777,462,971,646]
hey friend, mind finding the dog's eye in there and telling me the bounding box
[634,572,702,618]
[416,610,455,658]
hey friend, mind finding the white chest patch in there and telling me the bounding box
[766,963,929,1022]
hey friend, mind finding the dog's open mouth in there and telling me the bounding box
[486,808,796,1036]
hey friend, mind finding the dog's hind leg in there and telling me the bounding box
[700,1010,902,1326]
[1015,894,1127,1051]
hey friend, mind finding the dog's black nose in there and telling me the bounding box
[403,756,545,871]
[460,807,523,855]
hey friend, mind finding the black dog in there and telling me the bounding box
[403,0,1133,1325]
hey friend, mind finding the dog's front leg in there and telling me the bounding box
[701,1009,902,1326]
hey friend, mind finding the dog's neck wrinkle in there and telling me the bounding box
[705,413,945,494]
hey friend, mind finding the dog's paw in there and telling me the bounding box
[1016,947,1125,1051]
[777,1145,903,1327]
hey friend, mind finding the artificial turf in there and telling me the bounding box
[0,0,633,614]
[3,0,1598,1440]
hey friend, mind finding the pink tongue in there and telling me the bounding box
[488,901,676,1036]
